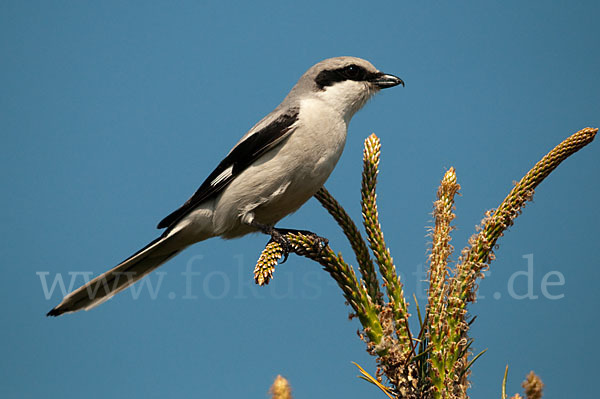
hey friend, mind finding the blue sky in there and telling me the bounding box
[2,1,599,398]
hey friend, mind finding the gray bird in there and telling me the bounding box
[47,56,403,316]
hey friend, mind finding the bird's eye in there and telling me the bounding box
[343,65,363,80]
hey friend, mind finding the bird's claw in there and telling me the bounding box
[274,229,329,260]
[267,230,292,264]
[261,223,329,264]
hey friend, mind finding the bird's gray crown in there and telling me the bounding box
[279,57,401,107]
[297,57,380,91]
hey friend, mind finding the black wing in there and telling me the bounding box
[157,107,299,230]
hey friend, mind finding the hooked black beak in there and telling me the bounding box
[370,72,404,89]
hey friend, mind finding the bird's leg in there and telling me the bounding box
[250,221,293,262]
[250,222,328,263]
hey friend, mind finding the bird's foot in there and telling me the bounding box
[266,230,293,264]
[273,228,329,258]
[252,222,328,263]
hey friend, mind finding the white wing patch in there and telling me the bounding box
[211,165,233,187]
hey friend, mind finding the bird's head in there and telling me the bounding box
[290,56,404,122]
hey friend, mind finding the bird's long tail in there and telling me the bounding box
[47,233,185,317]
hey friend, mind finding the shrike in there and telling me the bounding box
[47,56,403,316]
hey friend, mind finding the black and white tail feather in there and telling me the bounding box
[47,233,183,316]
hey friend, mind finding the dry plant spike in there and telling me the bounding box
[522,371,544,399]
[453,127,597,302]
[252,229,385,344]
[429,167,459,298]
[284,232,384,344]
[315,187,382,305]
[254,241,284,285]
[361,133,410,348]
[269,375,293,399]
[442,127,596,398]
[252,128,593,399]
[427,167,461,397]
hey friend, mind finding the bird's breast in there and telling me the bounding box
[284,98,348,183]
[213,98,348,236]
[249,99,348,219]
